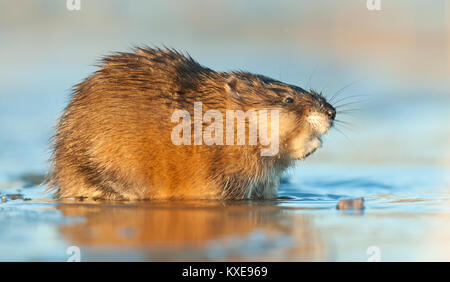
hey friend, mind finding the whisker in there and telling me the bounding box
[335,99,369,109]
[306,68,317,91]
[332,125,350,140]
[334,119,354,126]
[336,112,359,118]
[334,121,356,131]
[337,108,362,113]
[328,81,359,103]
[332,94,370,106]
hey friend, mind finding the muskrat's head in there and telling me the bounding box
[224,72,336,160]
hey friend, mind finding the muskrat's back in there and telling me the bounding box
[46,47,336,200]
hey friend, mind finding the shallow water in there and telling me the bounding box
[1,164,449,261]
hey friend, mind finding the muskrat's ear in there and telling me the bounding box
[224,76,241,98]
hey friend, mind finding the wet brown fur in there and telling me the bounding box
[45,47,334,200]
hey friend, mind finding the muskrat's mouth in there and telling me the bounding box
[297,134,322,159]
[292,134,323,160]
[288,112,332,160]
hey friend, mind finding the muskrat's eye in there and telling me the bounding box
[284,97,294,104]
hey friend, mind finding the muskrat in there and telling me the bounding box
[46,47,336,200]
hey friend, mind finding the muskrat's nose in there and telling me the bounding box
[324,107,336,121]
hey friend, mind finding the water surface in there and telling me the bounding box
[1,164,449,261]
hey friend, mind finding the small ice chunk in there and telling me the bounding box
[336,197,365,210]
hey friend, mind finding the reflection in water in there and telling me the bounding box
[57,201,325,261]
